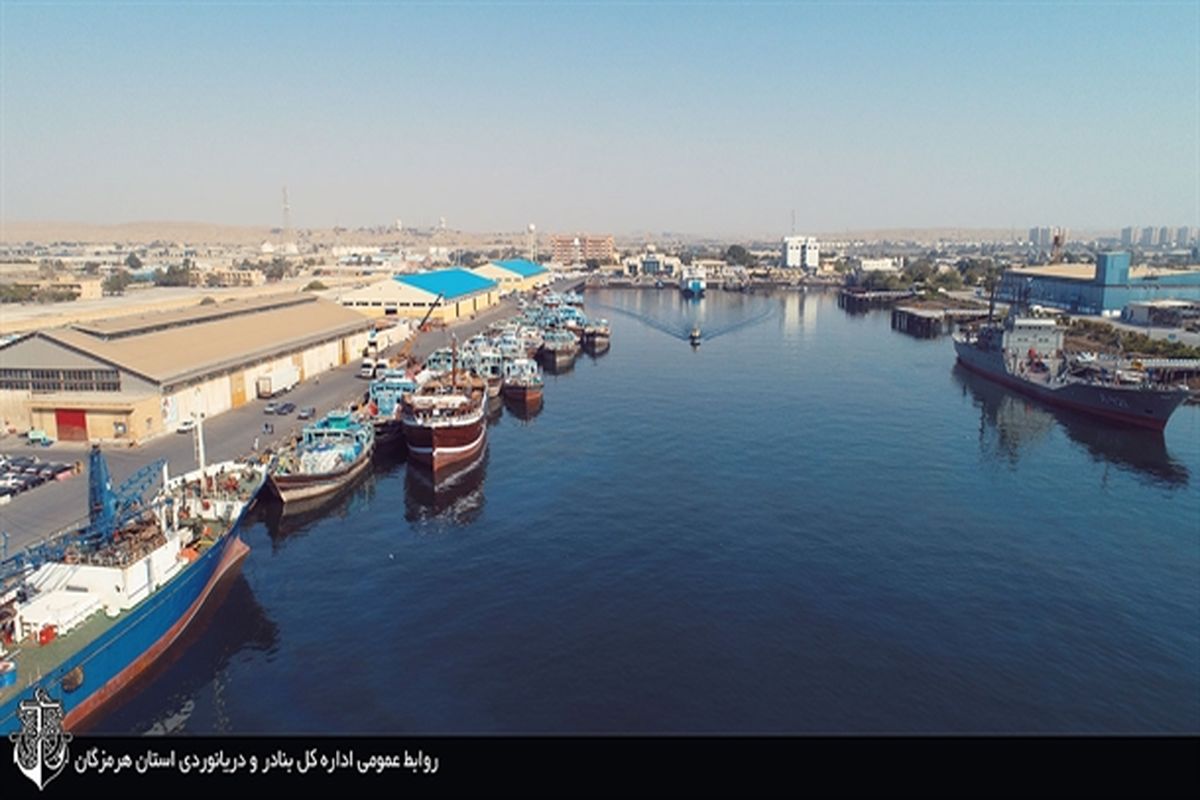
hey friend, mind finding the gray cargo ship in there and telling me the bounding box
[952,316,1190,431]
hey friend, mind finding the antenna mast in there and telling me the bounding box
[281,186,292,241]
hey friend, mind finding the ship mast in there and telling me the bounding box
[451,334,458,392]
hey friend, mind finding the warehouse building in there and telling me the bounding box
[338,267,499,322]
[998,252,1200,315]
[470,259,550,293]
[0,295,373,443]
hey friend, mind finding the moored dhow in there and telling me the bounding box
[270,410,375,505]
[366,369,418,452]
[0,442,267,733]
[502,357,544,407]
[539,328,579,371]
[952,315,1190,431]
[401,369,488,473]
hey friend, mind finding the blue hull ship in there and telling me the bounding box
[0,448,267,733]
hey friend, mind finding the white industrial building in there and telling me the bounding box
[782,236,820,271]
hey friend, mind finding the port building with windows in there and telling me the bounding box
[997,252,1200,315]
[338,267,500,322]
[0,295,372,443]
[470,259,550,293]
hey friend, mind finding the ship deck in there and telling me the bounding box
[1,608,121,706]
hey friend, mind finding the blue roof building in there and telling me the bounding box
[472,259,551,291]
[396,268,498,300]
[998,252,1200,315]
[339,267,501,321]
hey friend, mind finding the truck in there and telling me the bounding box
[256,364,300,398]
[358,358,380,379]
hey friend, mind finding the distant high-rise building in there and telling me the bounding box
[550,234,614,265]
[1121,226,1136,247]
[782,236,820,270]
[1178,226,1195,247]
[1140,226,1157,247]
[1159,226,1171,246]
[1029,226,1065,248]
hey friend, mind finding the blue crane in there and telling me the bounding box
[1,446,166,590]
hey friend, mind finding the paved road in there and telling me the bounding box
[0,279,581,554]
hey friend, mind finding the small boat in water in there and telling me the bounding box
[502,357,544,406]
[689,327,702,346]
[583,318,611,352]
[270,411,375,505]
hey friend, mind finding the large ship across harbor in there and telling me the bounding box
[0,441,267,733]
[680,265,707,297]
[952,315,1191,431]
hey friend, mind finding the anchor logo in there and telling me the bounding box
[10,688,72,791]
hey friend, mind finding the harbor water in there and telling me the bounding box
[98,289,1200,733]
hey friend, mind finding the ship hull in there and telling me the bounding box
[270,444,374,504]
[0,492,261,733]
[372,419,405,453]
[502,383,543,405]
[402,417,487,472]
[540,348,576,372]
[953,340,1187,431]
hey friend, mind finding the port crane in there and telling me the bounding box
[388,293,444,369]
[1,447,165,590]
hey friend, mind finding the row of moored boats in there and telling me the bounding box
[267,288,611,510]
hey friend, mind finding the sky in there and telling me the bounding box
[1,1,1197,237]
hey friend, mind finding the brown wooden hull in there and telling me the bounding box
[402,416,487,472]
[502,383,543,404]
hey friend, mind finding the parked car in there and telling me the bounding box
[264,402,279,414]
[297,406,316,420]
[176,419,197,433]
[276,402,297,415]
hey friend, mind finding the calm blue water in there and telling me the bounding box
[100,290,1200,734]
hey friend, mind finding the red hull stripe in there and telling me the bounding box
[957,357,1168,431]
[63,536,251,730]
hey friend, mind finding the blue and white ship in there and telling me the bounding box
[680,265,707,297]
[1,439,268,733]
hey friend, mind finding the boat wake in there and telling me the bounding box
[702,307,775,341]
[590,300,775,342]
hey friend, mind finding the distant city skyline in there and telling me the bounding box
[1,2,1197,237]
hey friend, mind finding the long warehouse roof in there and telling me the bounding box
[395,268,497,300]
[33,296,371,387]
[490,259,548,278]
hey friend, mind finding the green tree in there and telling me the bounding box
[103,269,133,295]
[725,245,756,267]
[124,252,143,271]
[303,280,328,292]
[152,264,192,287]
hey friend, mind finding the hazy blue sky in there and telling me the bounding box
[1,1,1196,236]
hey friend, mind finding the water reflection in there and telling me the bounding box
[954,365,1190,488]
[404,447,488,524]
[260,470,380,545]
[88,574,280,734]
[504,393,543,422]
